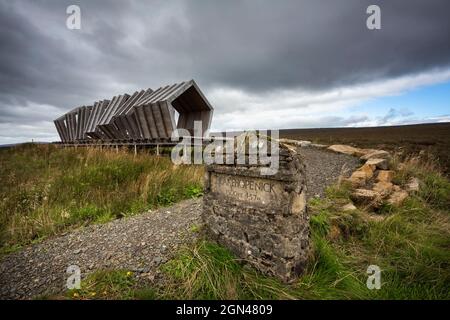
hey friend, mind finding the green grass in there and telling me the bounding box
[5,143,449,300]
[0,143,203,250]
[147,157,450,300]
[55,152,450,300]
[160,241,298,300]
[66,270,136,300]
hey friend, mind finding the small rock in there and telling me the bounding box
[360,150,391,161]
[299,141,312,147]
[350,189,381,205]
[359,163,376,179]
[364,213,385,222]
[73,249,82,255]
[366,158,389,170]
[310,143,327,149]
[406,177,420,192]
[377,170,394,183]
[327,225,342,241]
[278,138,300,146]
[387,189,409,206]
[152,257,163,265]
[372,181,394,197]
[349,170,367,187]
[342,203,357,211]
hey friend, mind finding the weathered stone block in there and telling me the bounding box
[350,188,381,205]
[373,181,394,197]
[366,158,389,170]
[377,170,394,183]
[361,150,391,161]
[203,142,309,283]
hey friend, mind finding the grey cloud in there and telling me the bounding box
[379,107,414,124]
[0,0,449,143]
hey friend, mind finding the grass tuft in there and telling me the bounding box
[155,154,450,300]
[67,270,136,300]
[0,144,203,250]
[161,241,296,300]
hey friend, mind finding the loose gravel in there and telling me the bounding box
[298,147,361,198]
[0,199,203,299]
[0,147,360,299]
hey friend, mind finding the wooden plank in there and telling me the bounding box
[86,101,101,133]
[131,112,144,139]
[82,107,92,139]
[158,82,185,102]
[56,119,67,142]
[147,84,177,103]
[116,115,132,139]
[66,114,74,141]
[136,105,152,139]
[54,120,66,142]
[126,113,141,139]
[103,94,129,124]
[135,88,158,106]
[151,103,166,138]
[159,101,175,137]
[117,91,142,115]
[92,100,110,137]
[98,96,118,125]
[138,86,168,105]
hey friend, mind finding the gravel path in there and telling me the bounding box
[0,199,203,299]
[298,147,361,198]
[0,147,360,299]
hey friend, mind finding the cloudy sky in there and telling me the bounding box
[0,0,449,143]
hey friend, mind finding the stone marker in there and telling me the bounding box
[202,138,310,283]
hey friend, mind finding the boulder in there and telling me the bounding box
[361,150,391,161]
[366,158,389,170]
[387,189,408,206]
[377,170,394,183]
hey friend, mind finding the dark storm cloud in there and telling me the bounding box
[184,0,450,91]
[0,0,450,142]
